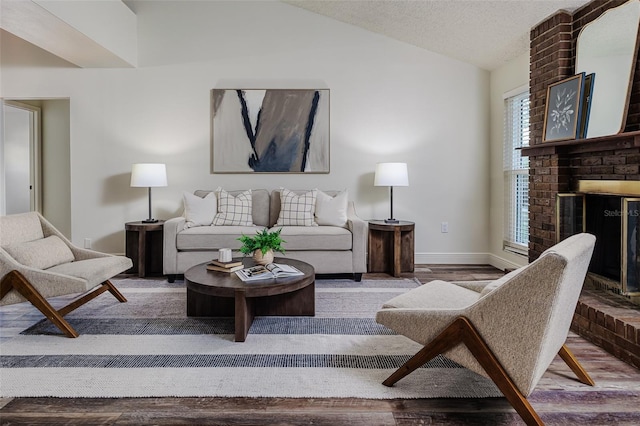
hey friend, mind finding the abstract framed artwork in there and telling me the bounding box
[211,89,330,173]
[542,73,585,143]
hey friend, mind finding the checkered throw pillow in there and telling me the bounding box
[276,188,318,226]
[212,188,254,226]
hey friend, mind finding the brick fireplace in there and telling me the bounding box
[523,0,640,368]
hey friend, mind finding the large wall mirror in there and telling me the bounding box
[576,0,640,138]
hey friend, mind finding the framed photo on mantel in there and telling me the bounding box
[211,89,330,174]
[542,73,585,143]
[578,73,595,139]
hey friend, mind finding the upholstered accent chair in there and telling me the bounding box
[0,212,132,337]
[376,233,596,426]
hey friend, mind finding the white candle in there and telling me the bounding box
[219,248,232,263]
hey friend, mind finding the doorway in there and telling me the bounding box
[1,99,71,237]
[1,101,41,215]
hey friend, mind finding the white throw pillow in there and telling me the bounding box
[5,235,75,270]
[183,192,217,228]
[212,188,254,226]
[277,188,318,226]
[315,190,348,227]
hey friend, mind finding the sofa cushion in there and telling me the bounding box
[276,188,318,226]
[212,188,254,226]
[382,280,481,310]
[0,212,45,246]
[195,189,270,227]
[183,191,217,228]
[276,226,352,250]
[47,256,133,288]
[5,235,75,270]
[315,189,348,227]
[177,225,265,250]
[271,189,341,226]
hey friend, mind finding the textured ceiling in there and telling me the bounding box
[283,0,591,70]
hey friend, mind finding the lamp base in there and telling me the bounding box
[384,218,400,224]
[142,218,159,223]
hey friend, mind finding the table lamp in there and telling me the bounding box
[130,163,167,223]
[374,162,409,224]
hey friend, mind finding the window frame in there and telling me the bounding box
[503,86,530,257]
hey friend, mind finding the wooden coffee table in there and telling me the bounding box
[184,257,315,342]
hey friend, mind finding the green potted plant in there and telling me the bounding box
[237,228,286,265]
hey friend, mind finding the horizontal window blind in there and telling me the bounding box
[503,90,530,256]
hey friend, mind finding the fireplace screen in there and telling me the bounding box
[556,194,585,243]
[556,193,640,295]
[622,198,640,295]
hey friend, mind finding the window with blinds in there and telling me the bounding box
[503,89,530,256]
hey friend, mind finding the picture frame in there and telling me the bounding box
[211,89,330,173]
[542,73,585,143]
[578,73,595,139]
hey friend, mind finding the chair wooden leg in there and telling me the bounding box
[57,280,127,317]
[1,272,128,338]
[558,344,595,386]
[1,270,79,338]
[382,318,464,386]
[383,317,544,426]
[105,280,127,302]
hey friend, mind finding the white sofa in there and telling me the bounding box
[163,189,367,282]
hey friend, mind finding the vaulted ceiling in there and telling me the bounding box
[284,0,592,70]
[1,0,593,70]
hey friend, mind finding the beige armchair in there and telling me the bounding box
[376,233,596,426]
[0,212,132,337]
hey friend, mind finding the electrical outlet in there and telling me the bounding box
[84,238,92,249]
[441,222,449,233]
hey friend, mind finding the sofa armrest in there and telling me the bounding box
[69,247,112,261]
[163,216,186,275]
[347,202,367,273]
[0,249,87,305]
[37,213,110,260]
[450,280,493,293]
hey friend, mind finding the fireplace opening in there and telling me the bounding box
[557,181,640,303]
[585,194,621,282]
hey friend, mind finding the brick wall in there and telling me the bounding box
[528,0,640,370]
[573,288,640,369]
[528,0,640,261]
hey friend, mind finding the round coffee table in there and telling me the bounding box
[185,257,315,342]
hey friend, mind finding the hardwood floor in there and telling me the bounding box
[2,265,639,425]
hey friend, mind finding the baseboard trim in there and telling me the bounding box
[487,253,525,271]
[414,253,525,271]
[415,252,489,265]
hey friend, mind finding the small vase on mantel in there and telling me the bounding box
[253,249,274,265]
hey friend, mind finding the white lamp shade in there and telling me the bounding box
[374,162,409,187]
[130,163,168,187]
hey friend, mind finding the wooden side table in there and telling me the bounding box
[368,220,415,277]
[125,221,164,278]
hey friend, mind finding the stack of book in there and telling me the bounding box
[206,259,243,273]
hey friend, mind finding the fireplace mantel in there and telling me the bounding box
[521,130,640,157]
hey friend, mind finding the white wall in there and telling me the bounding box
[1,0,491,260]
[488,52,530,270]
[41,99,71,237]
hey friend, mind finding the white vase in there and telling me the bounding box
[253,249,274,265]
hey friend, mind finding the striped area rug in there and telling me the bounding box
[0,278,501,399]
